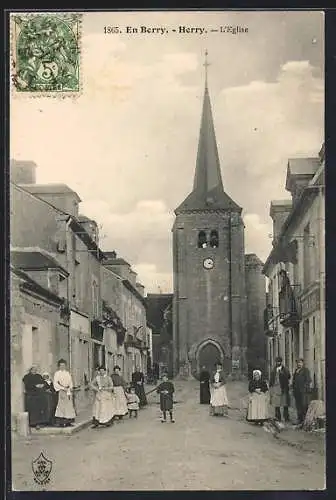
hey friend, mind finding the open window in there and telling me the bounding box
[210,230,219,248]
[198,231,207,248]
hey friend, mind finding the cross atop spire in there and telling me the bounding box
[203,49,210,87]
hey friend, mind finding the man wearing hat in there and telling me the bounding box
[269,356,291,422]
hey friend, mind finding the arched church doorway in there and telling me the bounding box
[197,341,223,375]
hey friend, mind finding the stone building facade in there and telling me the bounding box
[10,264,66,429]
[172,80,247,378]
[245,254,266,377]
[263,145,325,400]
[10,161,148,421]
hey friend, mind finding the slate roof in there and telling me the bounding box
[11,249,69,275]
[145,294,173,332]
[19,183,82,202]
[175,84,241,214]
[11,265,64,304]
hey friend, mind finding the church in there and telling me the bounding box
[172,56,265,379]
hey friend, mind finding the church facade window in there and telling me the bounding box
[198,231,208,248]
[210,230,219,248]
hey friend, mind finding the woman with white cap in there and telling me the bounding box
[246,370,269,425]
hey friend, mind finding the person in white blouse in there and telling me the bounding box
[53,359,76,427]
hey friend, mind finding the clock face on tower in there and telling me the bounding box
[203,258,214,270]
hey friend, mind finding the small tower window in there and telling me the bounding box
[198,231,207,248]
[210,230,219,248]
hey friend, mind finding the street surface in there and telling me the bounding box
[11,380,325,491]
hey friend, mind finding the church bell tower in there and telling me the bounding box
[172,52,247,378]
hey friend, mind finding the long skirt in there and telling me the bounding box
[246,392,269,422]
[270,386,290,408]
[93,391,115,424]
[210,385,229,415]
[200,382,211,404]
[24,392,49,426]
[55,390,76,420]
[45,391,58,425]
[113,386,128,416]
[135,383,148,407]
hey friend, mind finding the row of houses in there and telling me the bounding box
[263,143,325,401]
[10,160,152,427]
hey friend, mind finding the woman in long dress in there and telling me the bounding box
[199,366,211,404]
[53,359,76,427]
[42,372,58,426]
[22,365,49,429]
[90,366,115,428]
[246,370,269,425]
[111,366,128,420]
[132,368,148,407]
[210,362,229,416]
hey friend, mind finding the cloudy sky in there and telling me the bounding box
[10,11,324,293]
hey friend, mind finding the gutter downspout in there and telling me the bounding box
[318,186,325,401]
[65,217,73,371]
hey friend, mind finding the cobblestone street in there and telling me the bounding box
[11,380,325,491]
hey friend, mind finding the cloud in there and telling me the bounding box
[243,213,273,262]
[132,263,172,293]
[10,13,324,293]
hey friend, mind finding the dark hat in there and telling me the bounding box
[275,356,283,363]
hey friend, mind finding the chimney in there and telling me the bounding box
[78,216,99,244]
[11,160,37,185]
[270,200,292,244]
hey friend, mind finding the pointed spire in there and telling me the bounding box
[193,51,223,194]
[175,52,241,214]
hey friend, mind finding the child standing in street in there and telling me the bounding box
[127,386,140,418]
[157,373,175,423]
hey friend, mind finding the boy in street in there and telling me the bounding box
[157,373,175,423]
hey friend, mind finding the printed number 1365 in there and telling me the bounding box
[104,26,120,34]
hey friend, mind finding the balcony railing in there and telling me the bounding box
[279,286,301,327]
[263,307,278,337]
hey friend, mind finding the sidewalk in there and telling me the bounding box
[226,380,325,456]
[29,408,93,436]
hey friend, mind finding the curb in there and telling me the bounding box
[30,418,92,436]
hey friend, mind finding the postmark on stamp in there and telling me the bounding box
[11,12,82,97]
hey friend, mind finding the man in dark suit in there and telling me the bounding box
[292,358,312,425]
[269,356,291,422]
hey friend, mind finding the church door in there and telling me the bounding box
[198,342,222,374]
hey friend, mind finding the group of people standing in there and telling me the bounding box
[23,359,76,429]
[90,365,148,428]
[199,356,313,427]
[22,360,148,431]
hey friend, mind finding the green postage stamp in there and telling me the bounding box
[11,13,82,96]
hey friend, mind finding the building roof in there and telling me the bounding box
[105,257,130,266]
[245,253,264,267]
[19,183,82,203]
[175,83,241,214]
[270,199,293,207]
[10,248,69,275]
[285,157,320,191]
[145,294,173,332]
[11,265,64,305]
[78,214,96,224]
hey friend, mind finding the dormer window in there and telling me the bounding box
[198,231,207,248]
[210,230,219,248]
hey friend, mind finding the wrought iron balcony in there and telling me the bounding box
[278,272,301,327]
[263,306,278,337]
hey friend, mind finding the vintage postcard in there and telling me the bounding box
[8,10,325,491]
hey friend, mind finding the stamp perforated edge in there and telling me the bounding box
[10,11,83,100]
